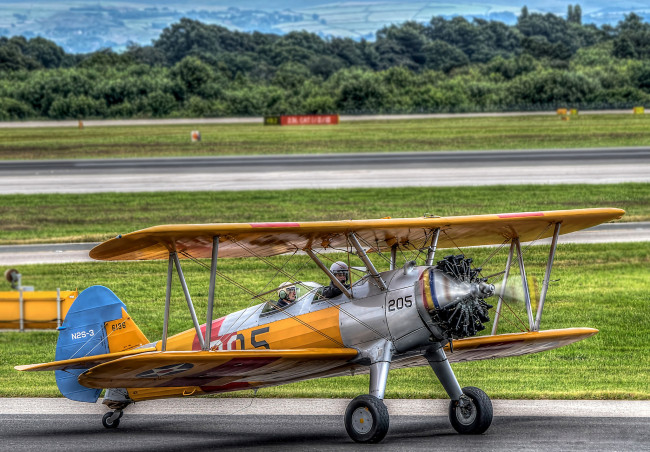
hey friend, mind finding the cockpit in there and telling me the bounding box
[260,281,323,315]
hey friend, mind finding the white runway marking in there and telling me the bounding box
[1,164,648,194]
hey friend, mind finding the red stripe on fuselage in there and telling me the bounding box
[192,316,226,350]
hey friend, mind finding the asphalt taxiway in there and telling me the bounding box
[0,399,647,451]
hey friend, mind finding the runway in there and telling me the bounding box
[0,399,647,451]
[1,147,649,194]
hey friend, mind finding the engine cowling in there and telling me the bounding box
[421,255,494,339]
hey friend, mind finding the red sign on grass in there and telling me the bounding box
[264,114,339,126]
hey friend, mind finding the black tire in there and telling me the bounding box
[344,395,390,443]
[449,386,493,435]
[102,411,121,429]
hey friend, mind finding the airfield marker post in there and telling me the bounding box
[204,236,219,351]
[425,228,441,266]
[56,288,61,328]
[491,240,515,335]
[18,287,24,332]
[535,223,561,331]
[514,237,535,331]
[172,253,205,349]
[162,253,174,351]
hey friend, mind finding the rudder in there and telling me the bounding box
[55,286,148,402]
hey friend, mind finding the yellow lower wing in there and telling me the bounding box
[446,327,598,362]
[77,348,359,389]
[388,328,598,372]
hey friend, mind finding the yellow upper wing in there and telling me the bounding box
[90,208,624,261]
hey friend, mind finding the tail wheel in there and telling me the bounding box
[344,395,390,443]
[102,411,122,429]
[449,386,493,434]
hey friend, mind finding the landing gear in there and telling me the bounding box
[344,395,390,443]
[102,388,132,429]
[425,344,493,435]
[449,386,493,434]
[102,410,123,429]
[344,339,393,443]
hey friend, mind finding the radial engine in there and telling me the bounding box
[422,255,495,339]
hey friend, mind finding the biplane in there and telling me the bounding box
[16,208,624,443]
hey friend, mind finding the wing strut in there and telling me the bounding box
[172,253,205,349]
[162,253,174,351]
[204,236,219,350]
[348,232,387,291]
[534,223,561,331]
[491,221,562,334]
[304,248,353,299]
[161,244,219,351]
[425,228,441,266]
[514,237,535,331]
[491,241,515,335]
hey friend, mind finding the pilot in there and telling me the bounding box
[276,282,297,308]
[321,261,351,299]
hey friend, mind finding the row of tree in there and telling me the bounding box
[2,8,650,119]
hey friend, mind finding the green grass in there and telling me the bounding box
[0,183,647,245]
[1,242,648,399]
[3,114,650,160]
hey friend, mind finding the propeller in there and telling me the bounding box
[494,276,540,306]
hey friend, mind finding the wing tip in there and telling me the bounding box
[14,364,40,371]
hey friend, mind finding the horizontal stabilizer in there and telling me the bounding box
[15,346,157,372]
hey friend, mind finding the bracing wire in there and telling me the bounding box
[68,326,118,360]
[226,236,314,295]
[478,238,510,270]
[179,249,346,348]
[256,249,300,295]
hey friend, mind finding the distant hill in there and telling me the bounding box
[1,0,650,53]
[3,11,650,121]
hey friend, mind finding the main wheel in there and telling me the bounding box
[449,386,493,434]
[102,411,121,429]
[344,395,390,443]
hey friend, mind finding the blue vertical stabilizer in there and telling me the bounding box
[55,286,125,402]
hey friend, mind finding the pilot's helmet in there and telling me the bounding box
[278,281,298,300]
[330,261,349,282]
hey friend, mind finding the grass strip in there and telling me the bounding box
[0,183,647,245]
[2,115,650,160]
[1,242,648,399]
